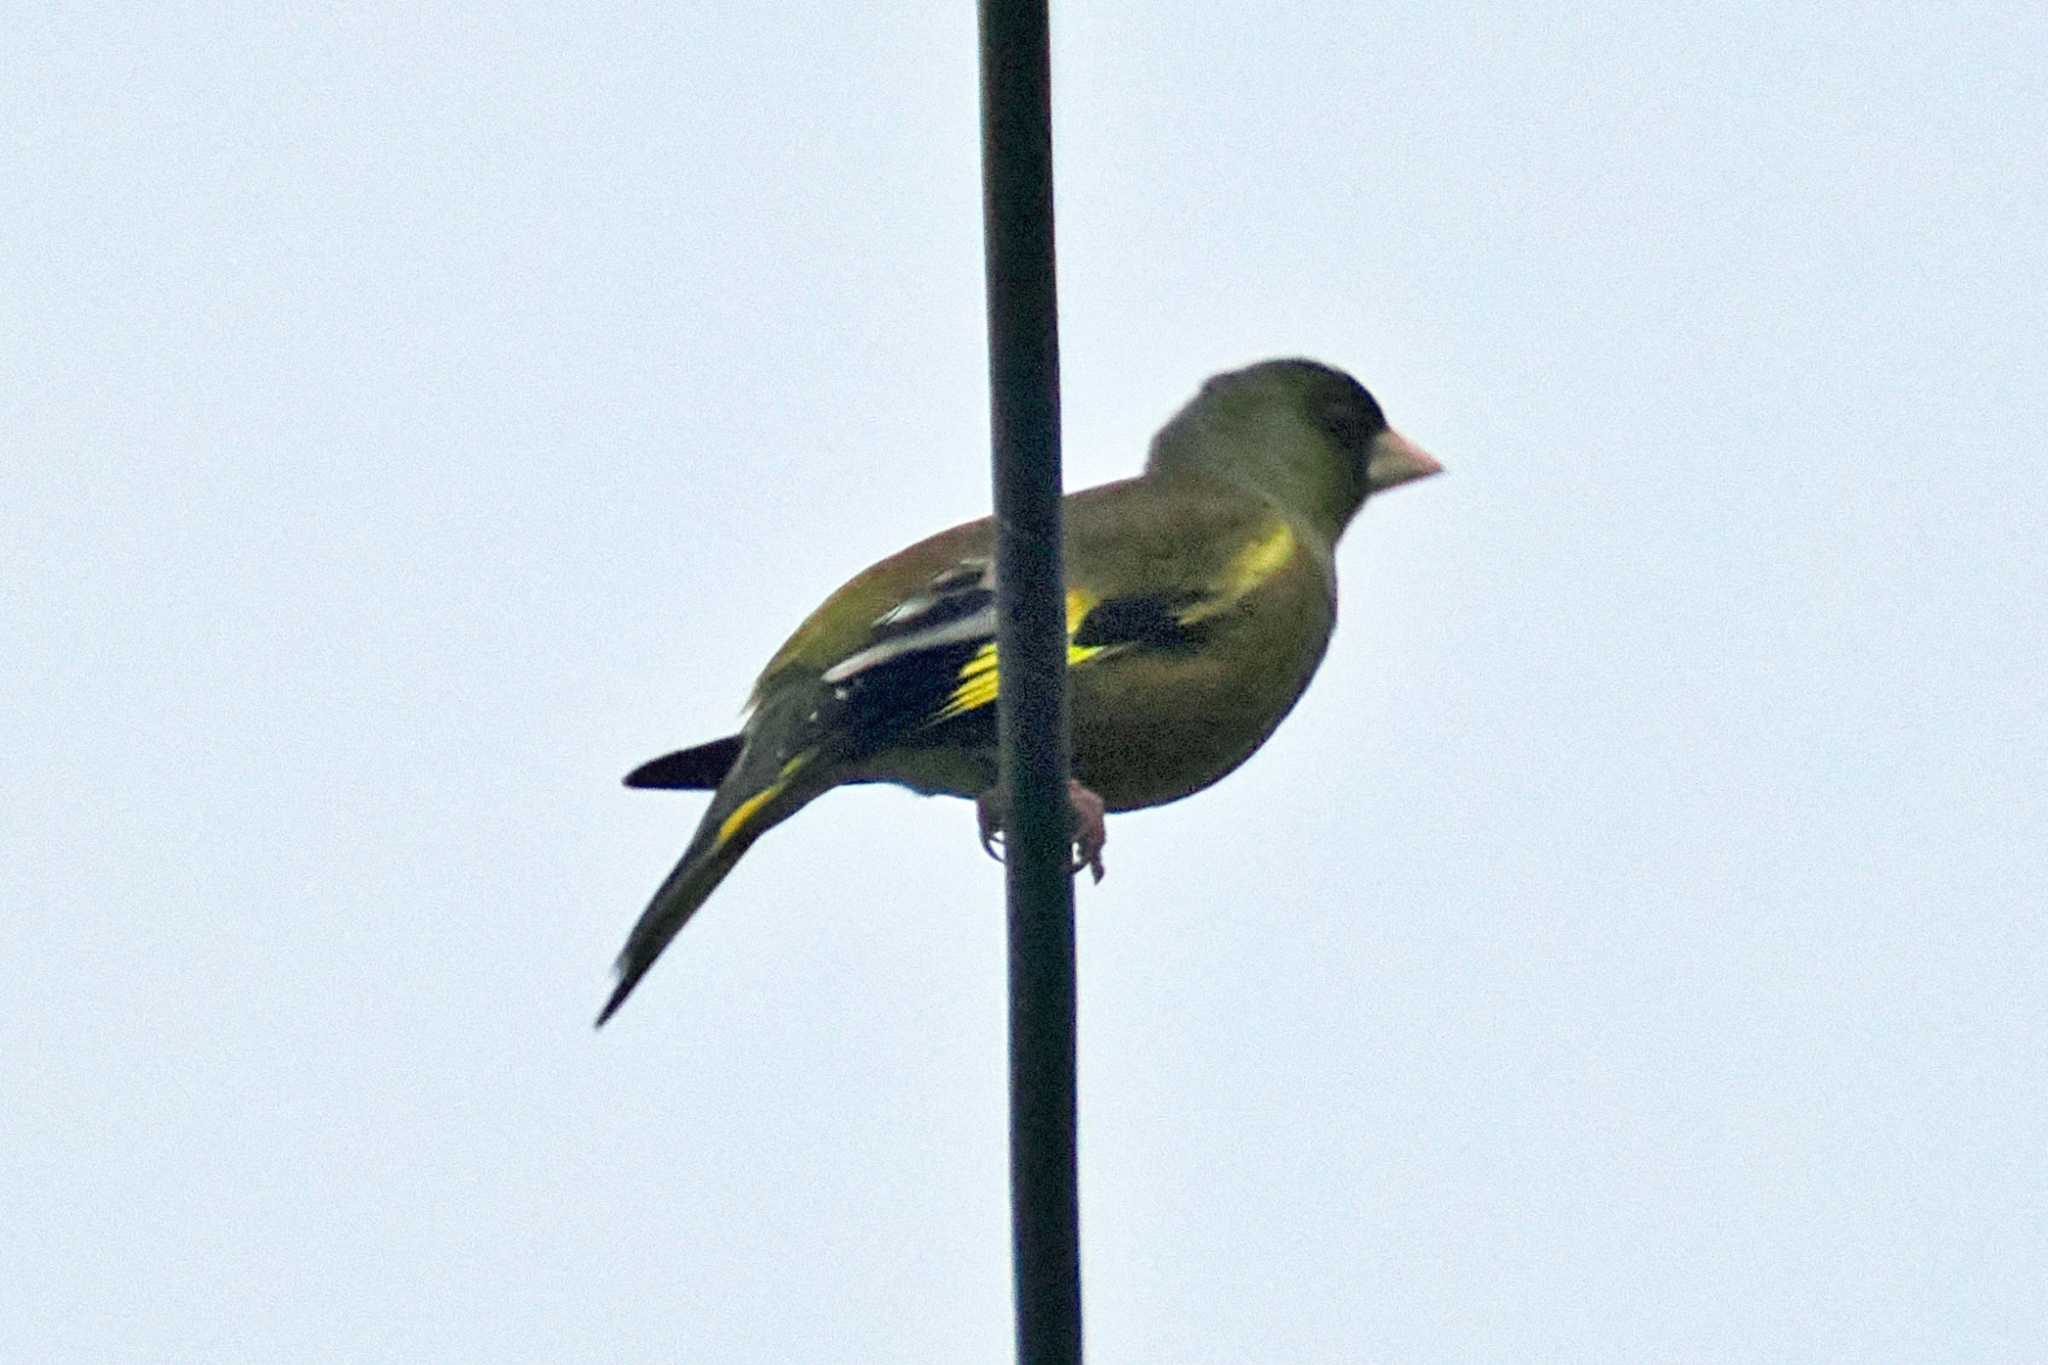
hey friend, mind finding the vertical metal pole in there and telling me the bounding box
[976,1,1082,1360]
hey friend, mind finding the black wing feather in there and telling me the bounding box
[1073,592,1204,649]
[625,584,1208,794]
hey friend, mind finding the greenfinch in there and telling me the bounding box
[599,358,1440,1024]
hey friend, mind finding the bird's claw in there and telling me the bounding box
[1067,782,1106,884]
[975,779,1108,883]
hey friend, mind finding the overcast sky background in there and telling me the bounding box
[6,4,2044,1361]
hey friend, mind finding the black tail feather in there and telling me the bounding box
[623,734,744,790]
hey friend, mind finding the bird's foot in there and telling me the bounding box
[1067,782,1107,883]
[975,779,1108,883]
[976,792,1006,863]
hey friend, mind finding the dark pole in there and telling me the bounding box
[976,1,1082,1360]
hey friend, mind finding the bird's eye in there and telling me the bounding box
[1313,377,1386,454]
[1316,401,1368,451]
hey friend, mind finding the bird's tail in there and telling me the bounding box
[595,743,818,1027]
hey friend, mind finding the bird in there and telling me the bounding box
[597,358,1441,1025]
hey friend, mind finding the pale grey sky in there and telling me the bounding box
[6,4,2044,1361]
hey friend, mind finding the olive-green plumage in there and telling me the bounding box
[598,358,1440,1025]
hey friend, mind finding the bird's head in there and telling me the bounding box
[1145,358,1441,544]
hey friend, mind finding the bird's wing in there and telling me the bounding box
[744,477,1302,769]
[813,565,1206,751]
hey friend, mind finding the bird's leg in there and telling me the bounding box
[974,779,1109,883]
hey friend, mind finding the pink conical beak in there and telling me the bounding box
[1364,427,1443,493]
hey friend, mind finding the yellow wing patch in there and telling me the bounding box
[1232,520,1297,586]
[935,646,999,721]
[1179,520,1297,626]
[929,588,1106,724]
